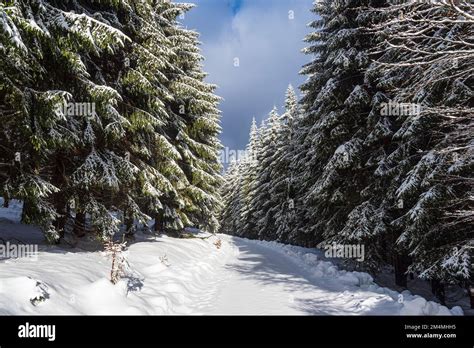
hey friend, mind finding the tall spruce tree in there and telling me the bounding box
[239,118,261,238]
[219,159,243,236]
[369,0,473,287]
[0,0,223,243]
[0,0,133,242]
[151,2,222,235]
[252,107,281,240]
[272,85,299,242]
[296,0,387,251]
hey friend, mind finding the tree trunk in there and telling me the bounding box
[468,285,474,309]
[125,216,134,233]
[2,193,9,208]
[53,202,68,241]
[52,155,67,240]
[21,199,33,224]
[394,253,409,288]
[431,279,446,305]
[125,210,135,239]
[73,211,86,237]
[154,212,163,233]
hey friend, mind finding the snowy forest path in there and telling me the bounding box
[202,236,404,315]
[0,217,458,315]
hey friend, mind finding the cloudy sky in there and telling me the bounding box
[183,0,314,151]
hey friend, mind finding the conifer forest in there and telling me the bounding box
[0,0,473,320]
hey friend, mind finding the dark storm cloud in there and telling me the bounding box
[183,0,314,151]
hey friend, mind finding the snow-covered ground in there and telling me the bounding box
[0,200,464,315]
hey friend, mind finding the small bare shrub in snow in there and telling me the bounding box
[30,281,50,306]
[159,254,170,266]
[214,238,222,249]
[104,239,127,285]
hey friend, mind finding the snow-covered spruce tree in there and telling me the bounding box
[0,0,133,242]
[220,159,244,236]
[1,0,223,242]
[219,88,300,242]
[157,2,223,235]
[109,0,188,238]
[318,0,398,274]
[45,0,171,241]
[368,0,473,287]
[295,0,389,252]
[285,88,314,246]
[221,111,287,240]
[239,118,263,239]
[271,85,300,242]
[251,107,281,240]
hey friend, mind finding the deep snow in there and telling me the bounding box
[0,200,464,315]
